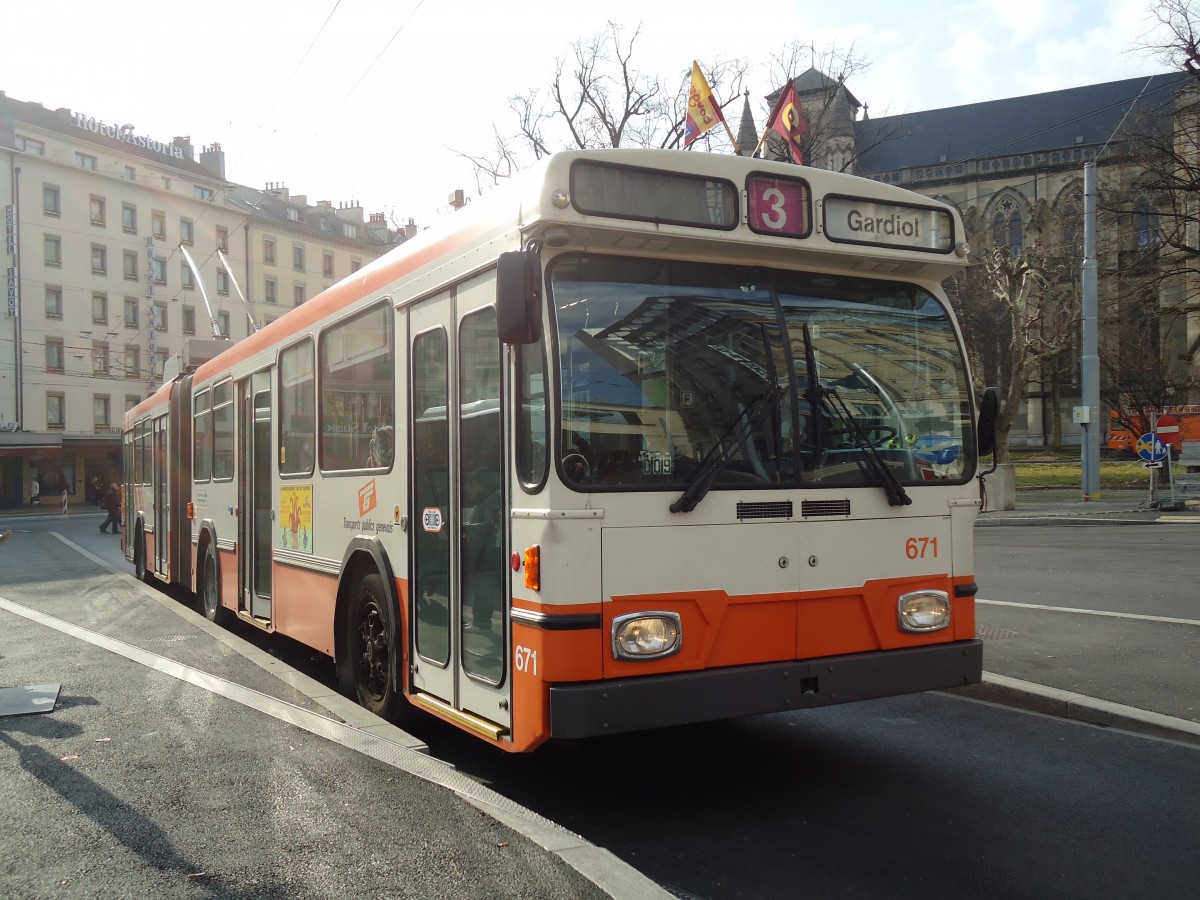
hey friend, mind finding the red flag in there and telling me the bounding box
[763,83,807,164]
[684,61,728,148]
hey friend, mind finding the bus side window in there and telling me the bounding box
[517,337,547,489]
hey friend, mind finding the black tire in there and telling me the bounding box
[347,572,405,721]
[199,543,229,626]
[133,527,151,583]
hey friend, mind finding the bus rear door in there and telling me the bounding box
[238,369,274,621]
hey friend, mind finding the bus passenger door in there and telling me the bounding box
[153,415,168,576]
[408,284,511,738]
[239,370,274,621]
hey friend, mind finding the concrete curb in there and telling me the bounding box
[946,672,1200,747]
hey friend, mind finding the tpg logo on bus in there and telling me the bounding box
[823,196,952,252]
[358,479,377,517]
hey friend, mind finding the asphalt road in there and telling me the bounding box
[4,511,1198,899]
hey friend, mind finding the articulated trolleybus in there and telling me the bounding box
[124,149,989,752]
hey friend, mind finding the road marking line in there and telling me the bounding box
[978,597,1200,627]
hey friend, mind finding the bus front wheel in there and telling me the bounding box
[347,572,404,721]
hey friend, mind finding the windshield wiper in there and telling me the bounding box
[670,385,784,513]
[800,324,910,507]
[823,386,912,506]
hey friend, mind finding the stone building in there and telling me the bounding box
[0,91,406,507]
[768,68,1193,447]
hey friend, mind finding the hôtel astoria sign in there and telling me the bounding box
[71,111,185,160]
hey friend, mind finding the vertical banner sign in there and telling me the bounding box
[5,205,15,318]
[6,266,16,318]
[146,237,157,383]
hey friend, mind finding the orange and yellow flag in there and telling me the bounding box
[684,61,727,148]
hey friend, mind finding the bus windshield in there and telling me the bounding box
[550,254,974,494]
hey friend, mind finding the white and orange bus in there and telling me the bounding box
[123,149,993,752]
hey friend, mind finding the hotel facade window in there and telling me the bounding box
[122,203,137,233]
[46,338,64,373]
[90,196,106,227]
[93,396,111,431]
[181,218,194,245]
[92,341,110,376]
[152,210,166,240]
[47,392,65,428]
[123,250,139,281]
[91,244,107,275]
[124,296,139,328]
[44,235,62,267]
[43,184,60,216]
[92,292,108,325]
[45,286,63,319]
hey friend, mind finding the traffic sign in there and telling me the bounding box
[1157,414,1180,434]
[1136,432,1168,462]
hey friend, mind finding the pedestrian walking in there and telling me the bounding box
[29,477,40,506]
[99,483,122,534]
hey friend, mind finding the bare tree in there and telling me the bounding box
[952,244,1079,464]
[455,23,747,187]
[1134,0,1200,72]
[1093,1,1200,415]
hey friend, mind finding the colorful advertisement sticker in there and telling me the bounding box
[280,484,313,553]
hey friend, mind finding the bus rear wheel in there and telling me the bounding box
[133,527,151,584]
[348,572,404,721]
[200,543,229,626]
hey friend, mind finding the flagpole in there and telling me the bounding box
[721,115,741,156]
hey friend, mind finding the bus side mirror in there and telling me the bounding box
[977,386,1000,457]
[497,251,541,345]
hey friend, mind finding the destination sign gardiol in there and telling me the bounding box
[823,195,953,253]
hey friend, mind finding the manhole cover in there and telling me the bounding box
[976,627,1018,640]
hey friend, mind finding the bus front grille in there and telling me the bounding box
[801,499,851,518]
[737,501,793,520]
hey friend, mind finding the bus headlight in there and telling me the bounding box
[898,590,950,632]
[612,612,681,660]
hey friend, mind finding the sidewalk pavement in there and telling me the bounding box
[0,526,669,899]
[977,486,1199,526]
[963,486,1200,747]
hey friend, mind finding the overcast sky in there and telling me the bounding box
[3,0,1177,226]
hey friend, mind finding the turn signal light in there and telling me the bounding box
[186,501,195,520]
[523,545,540,591]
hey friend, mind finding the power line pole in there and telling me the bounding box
[1080,162,1101,499]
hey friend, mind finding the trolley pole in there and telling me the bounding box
[1080,162,1101,499]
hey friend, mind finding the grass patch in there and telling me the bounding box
[1007,448,1149,488]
